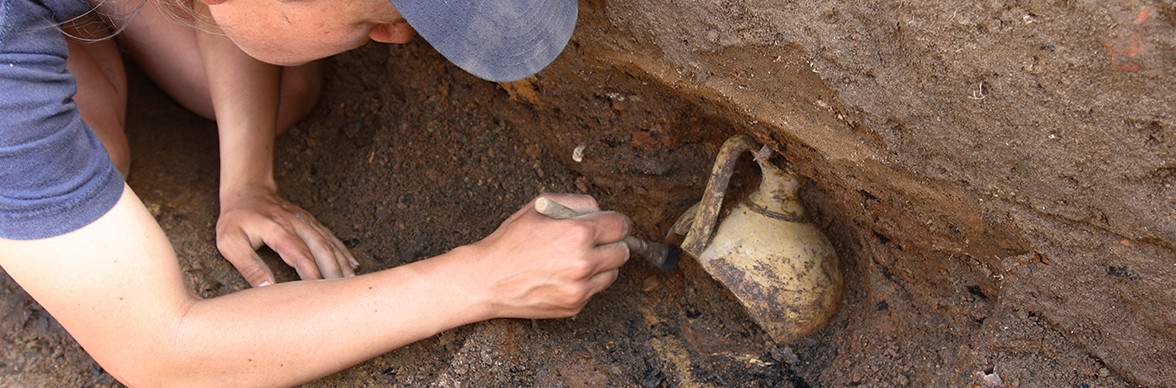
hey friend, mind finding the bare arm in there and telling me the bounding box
[196,24,355,285]
[0,187,629,387]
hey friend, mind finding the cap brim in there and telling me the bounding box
[389,0,578,82]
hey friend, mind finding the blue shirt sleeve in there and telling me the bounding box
[0,0,125,240]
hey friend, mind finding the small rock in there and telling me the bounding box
[770,346,800,365]
[705,29,720,43]
[975,370,1003,387]
[572,144,586,162]
[1098,367,1110,378]
[525,143,542,160]
[144,202,161,217]
[439,330,457,346]
[574,177,590,193]
[641,276,662,292]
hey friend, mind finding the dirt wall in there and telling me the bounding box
[498,0,1174,385]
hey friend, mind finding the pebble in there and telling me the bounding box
[770,346,800,365]
[572,144,586,162]
[642,276,662,292]
[525,143,542,159]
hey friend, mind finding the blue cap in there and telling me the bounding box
[388,0,579,82]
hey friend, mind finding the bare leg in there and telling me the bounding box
[65,18,130,177]
[106,0,321,134]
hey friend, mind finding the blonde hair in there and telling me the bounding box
[61,0,218,43]
[58,0,146,42]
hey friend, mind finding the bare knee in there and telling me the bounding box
[108,148,131,178]
[275,61,324,135]
[64,31,131,179]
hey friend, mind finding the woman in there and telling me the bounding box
[0,0,630,386]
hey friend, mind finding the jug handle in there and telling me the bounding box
[682,134,765,257]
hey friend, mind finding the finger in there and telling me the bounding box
[294,212,358,272]
[291,221,345,279]
[571,210,633,245]
[584,268,620,297]
[343,245,358,269]
[217,231,277,287]
[323,232,356,277]
[534,193,600,215]
[588,240,631,274]
[320,225,358,270]
[261,223,323,280]
[333,244,356,277]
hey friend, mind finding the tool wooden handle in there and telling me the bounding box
[533,198,679,271]
[535,197,640,247]
[534,197,584,220]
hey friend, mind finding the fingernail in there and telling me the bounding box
[258,280,273,287]
[350,259,360,268]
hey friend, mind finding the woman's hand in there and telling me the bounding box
[217,185,357,287]
[196,26,349,287]
[459,194,632,319]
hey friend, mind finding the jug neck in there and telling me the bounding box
[746,157,808,220]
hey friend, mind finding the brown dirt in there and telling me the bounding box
[2,0,1172,386]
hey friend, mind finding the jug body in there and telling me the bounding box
[674,134,843,343]
[694,187,843,343]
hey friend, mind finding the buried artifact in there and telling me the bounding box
[668,134,843,343]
